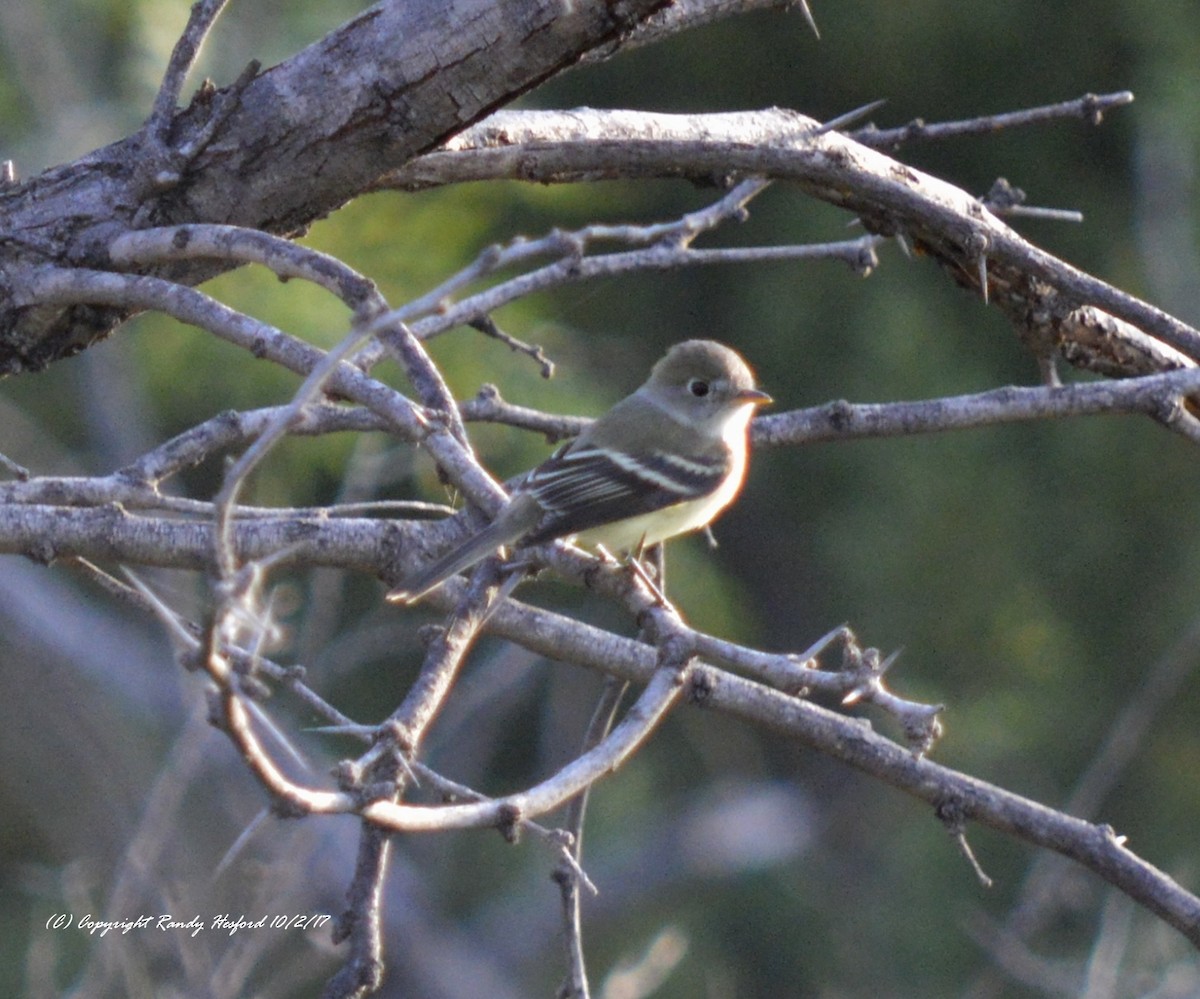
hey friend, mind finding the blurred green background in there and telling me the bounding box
[2,2,1200,996]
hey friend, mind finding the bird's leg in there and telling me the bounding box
[649,543,666,591]
[622,539,670,606]
[500,549,541,581]
[584,542,669,605]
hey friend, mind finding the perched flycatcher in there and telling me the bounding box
[388,339,771,603]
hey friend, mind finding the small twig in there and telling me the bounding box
[955,831,995,889]
[982,177,1084,224]
[796,0,820,39]
[372,319,470,446]
[146,0,233,145]
[325,824,389,998]
[563,175,771,250]
[119,403,386,486]
[810,98,888,138]
[852,91,1136,151]
[995,203,1085,224]
[404,235,881,346]
[461,385,587,443]
[135,4,258,204]
[242,691,312,773]
[0,450,30,480]
[68,558,156,611]
[121,567,204,653]
[555,677,628,999]
[109,224,383,313]
[213,808,270,880]
[467,315,556,378]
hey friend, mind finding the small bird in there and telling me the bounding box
[388,339,771,603]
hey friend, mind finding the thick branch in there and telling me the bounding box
[381,105,1196,380]
[0,0,671,374]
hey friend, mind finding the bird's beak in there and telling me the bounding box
[737,388,773,406]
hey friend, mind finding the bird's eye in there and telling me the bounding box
[687,378,710,398]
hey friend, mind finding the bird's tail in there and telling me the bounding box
[386,516,526,604]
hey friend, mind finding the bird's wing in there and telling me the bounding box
[522,442,731,544]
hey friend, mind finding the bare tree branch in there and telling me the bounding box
[6,2,1199,992]
[0,0,676,373]
[145,0,235,147]
[852,91,1135,151]
[377,104,1200,384]
[12,475,1197,945]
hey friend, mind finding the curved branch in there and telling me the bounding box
[381,105,1198,380]
[18,265,503,508]
[364,658,688,832]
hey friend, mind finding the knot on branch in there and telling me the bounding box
[1080,92,1105,126]
[982,177,1025,211]
[934,794,971,832]
[269,793,311,821]
[851,239,879,277]
[838,634,943,755]
[1095,822,1129,850]
[374,719,415,757]
[333,760,362,792]
[824,398,856,432]
[685,665,717,706]
[497,802,523,844]
[23,538,58,566]
[416,620,446,647]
